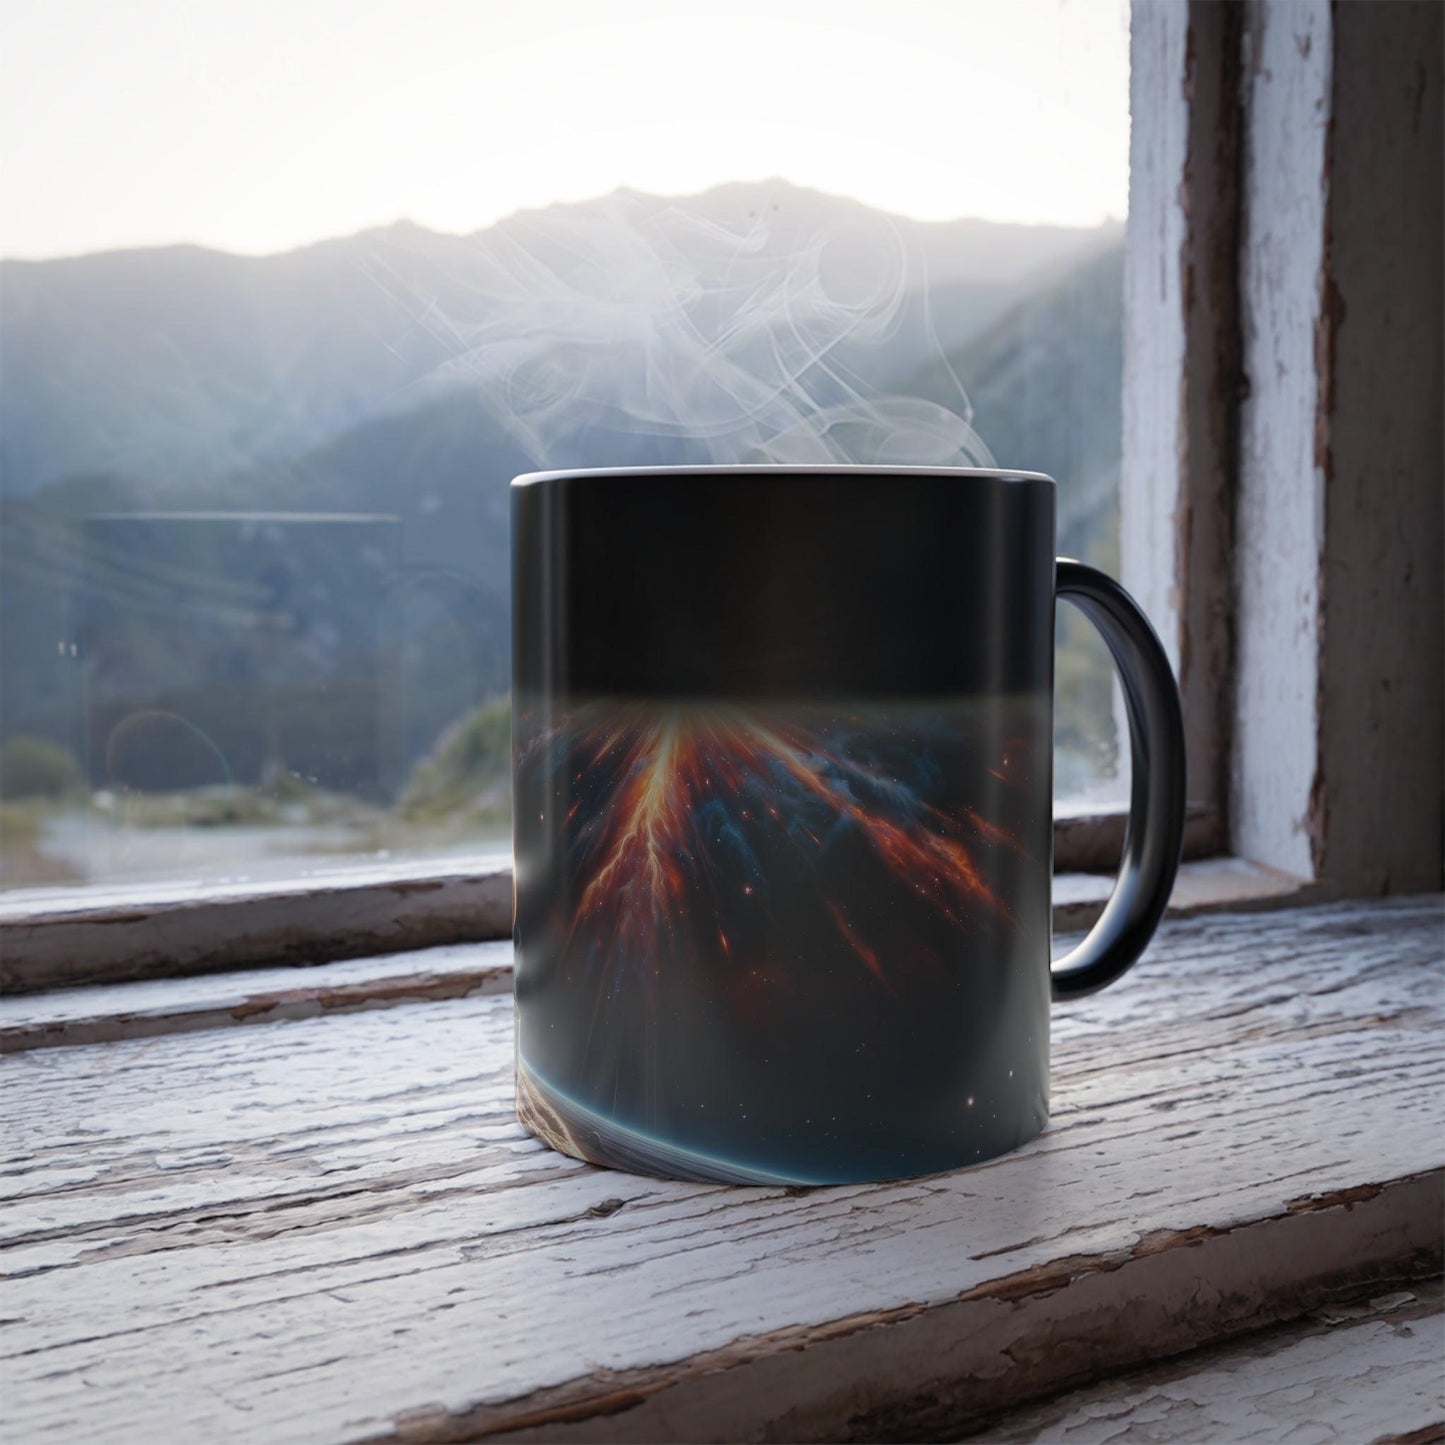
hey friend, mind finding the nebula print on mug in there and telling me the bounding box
[513,693,1053,1185]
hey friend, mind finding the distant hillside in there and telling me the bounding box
[0,181,1118,497]
[0,185,1126,797]
[0,233,461,498]
[0,391,523,765]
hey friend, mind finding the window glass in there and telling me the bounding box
[0,0,1130,890]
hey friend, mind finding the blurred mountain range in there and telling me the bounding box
[1,180,1119,497]
[1,179,1124,792]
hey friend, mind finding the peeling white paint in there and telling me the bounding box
[1233,0,1333,878]
[0,898,1439,1442]
[983,1283,1444,1443]
[1121,0,1189,674]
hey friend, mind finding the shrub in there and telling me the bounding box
[400,696,510,820]
[0,735,83,801]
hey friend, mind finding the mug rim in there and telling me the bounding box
[512,464,1055,488]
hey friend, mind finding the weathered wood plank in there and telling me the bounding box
[0,855,514,994]
[0,846,1288,998]
[1232,1,1445,892]
[0,898,1440,1443]
[1122,0,1242,859]
[0,858,1311,1052]
[1051,853,1309,931]
[0,941,513,1052]
[968,1280,1444,1443]
[1049,801,1218,873]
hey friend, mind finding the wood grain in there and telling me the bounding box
[0,859,1311,1051]
[0,856,513,994]
[1234,0,1333,879]
[0,941,513,1053]
[0,848,1297,997]
[970,1280,1444,1443]
[1122,0,1241,859]
[1,898,1440,1442]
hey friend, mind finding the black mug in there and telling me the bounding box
[511,466,1186,1185]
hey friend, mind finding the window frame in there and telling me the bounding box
[0,4,1241,987]
[1121,0,1241,864]
[6,0,1439,992]
[0,809,1227,992]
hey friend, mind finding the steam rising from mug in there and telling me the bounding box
[386,193,995,469]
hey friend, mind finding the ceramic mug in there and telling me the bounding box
[511,466,1186,1184]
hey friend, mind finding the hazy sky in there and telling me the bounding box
[1,0,1130,260]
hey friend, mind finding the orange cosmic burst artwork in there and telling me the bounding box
[516,702,1033,990]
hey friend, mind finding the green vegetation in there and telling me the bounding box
[0,802,83,887]
[400,696,511,824]
[0,735,82,801]
[106,777,374,829]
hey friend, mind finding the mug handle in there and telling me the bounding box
[1051,559,1188,1000]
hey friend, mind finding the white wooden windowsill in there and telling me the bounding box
[0,832,1263,996]
[2,896,1440,1442]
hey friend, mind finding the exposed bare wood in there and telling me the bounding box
[1175,0,1242,853]
[1122,2,1240,857]
[965,1279,1444,1443]
[0,860,1313,1053]
[1233,0,1444,890]
[1051,800,1216,873]
[1,898,1439,1443]
[0,855,513,994]
[0,941,513,1053]
[1310,0,1443,894]
[1052,853,1313,932]
[1127,0,1445,892]
[0,808,1203,995]
[1122,1,1188,672]
[1234,0,1333,878]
